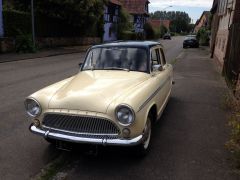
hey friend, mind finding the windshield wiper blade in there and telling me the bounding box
[104,67,130,71]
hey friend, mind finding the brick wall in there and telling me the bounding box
[0,37,101,53]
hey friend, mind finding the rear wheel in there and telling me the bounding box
[135,116,152,156]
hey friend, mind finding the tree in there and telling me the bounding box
[143,22,155,39]
[150,10,192,33]
[196,27,210,46]
[159,25,168,37]
[117,7,133,39]
[4,0,106,37]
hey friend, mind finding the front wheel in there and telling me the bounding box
[135,116,152,156]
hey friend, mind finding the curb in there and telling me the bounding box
[0,48,89,64]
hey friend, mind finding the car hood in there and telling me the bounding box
[48,70,149,113]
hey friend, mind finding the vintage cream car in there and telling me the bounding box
[25,41,173,154]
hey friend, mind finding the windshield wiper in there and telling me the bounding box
[104,67,130,71]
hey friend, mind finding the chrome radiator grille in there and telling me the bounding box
[42,114,120,136]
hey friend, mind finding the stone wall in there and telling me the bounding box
[0,37,15,53]
[36,37,101,49]
[0,37,101,53]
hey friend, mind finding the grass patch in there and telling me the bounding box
[33,153,71,180]
[224,93,240,169]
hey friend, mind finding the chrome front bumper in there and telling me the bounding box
[29,124,143,146]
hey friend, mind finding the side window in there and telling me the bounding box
[151,49,160,66]
[160,48,166,65]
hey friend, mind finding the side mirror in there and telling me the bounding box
[152,64,163,71]
[79,63,83,69]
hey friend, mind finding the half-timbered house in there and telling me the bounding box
[103,0,122,42]
[119,0,150,33]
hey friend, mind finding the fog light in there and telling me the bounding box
[122,128,131,138]
[33,119,40,127]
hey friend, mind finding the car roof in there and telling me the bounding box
[92,41,162,49]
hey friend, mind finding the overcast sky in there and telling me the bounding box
[149,0,214,23]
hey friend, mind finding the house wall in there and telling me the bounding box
[231,0,240,95]
[210,13,219,56]
[194,14,208,33]
[134,15,146,33]
[213,0,234,70]
[103,4,119,42]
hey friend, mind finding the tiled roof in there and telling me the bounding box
[148,19,171,29]
[119,0,150,15]
[110,0,122,6]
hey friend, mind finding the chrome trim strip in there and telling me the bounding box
[42,125,119,136]
[30,124,143,146]
[138,76,170,112]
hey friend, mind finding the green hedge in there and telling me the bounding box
[3,9,100,38]
[3,9,31,37]
[120,31,137,40]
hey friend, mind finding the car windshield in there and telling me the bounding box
[82,47,148,72]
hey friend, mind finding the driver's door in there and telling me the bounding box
[150,46,170,116]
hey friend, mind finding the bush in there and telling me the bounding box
[143,22,155,40]
[159,25,168,38]
[15,32,36,53]
[3,8,102,38]
[225,96,240,168]
[118,8,134,40]
[197,28,210,46]
[120,31,137,40]
[3,9,31,37]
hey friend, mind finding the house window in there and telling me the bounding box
[145,3,149,13]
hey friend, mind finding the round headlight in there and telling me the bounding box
[24,98,41,117]
[116,105,135,126]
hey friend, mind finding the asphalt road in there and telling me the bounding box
[1,36,235,180]
[67,44,239,179]
[0,53,85,179]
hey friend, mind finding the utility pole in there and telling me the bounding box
[0,0,3,37]
[31,0,35,47]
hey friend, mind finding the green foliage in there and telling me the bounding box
[159,25,168,38]
[15,31,36,53]
[4,0,105,38]
[118,8,134,40]
[224,94,240,168]
[197,27,210,46]
[120,31,137,40]
[3,9,31,37]
[151,11,192,33]
[35,0,105,37]
[143,22,155,40]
